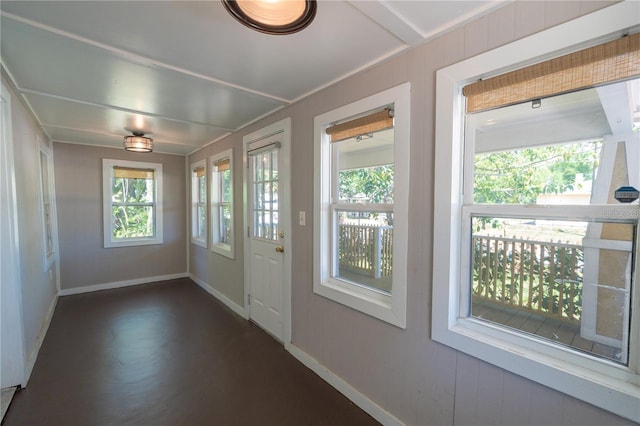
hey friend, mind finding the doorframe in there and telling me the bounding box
[1,80,26,388]
[242,117,292,344]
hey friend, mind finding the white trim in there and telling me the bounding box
[313,83,410,329]
[432,2,640,421]
[57,273,188,296]
[102,158,164,248]
[190,159,208,248]
[210,149,234,258]
[24,294,57,387]
[243,117,292,344]
[189,274,247,319]
[185,157,191,274]
[286,343,404,426]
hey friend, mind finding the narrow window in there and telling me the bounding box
[211,149,234,257]
[191,160,207,247]
[314,83,410,328]
[103,159,163,248]
[39,144,55,268]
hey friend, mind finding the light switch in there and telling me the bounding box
[299,211,306,226]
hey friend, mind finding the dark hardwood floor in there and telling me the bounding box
[4,278,377,425]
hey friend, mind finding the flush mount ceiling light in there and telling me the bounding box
[123,131,153,153]
[222,0,317,35]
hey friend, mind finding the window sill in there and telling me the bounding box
[210,243,234,259]
[314,278,405,329]
[433,316,640,421]
[104,237,162,249]
[191,238,207,249]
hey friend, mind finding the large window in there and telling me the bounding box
[210,149,234,258]
[314,83,410,328]
[103,159,163,248]
[191,160,207,248]
[433,4,639,422]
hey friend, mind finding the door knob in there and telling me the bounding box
[275,246,284,253]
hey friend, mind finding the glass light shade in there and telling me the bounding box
[123,135,153,153]
[223,0,316,35]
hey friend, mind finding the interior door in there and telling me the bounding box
[247,134,285,341]
[1,82,25,389]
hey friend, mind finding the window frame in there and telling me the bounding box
[38,139,56,270]
[314,83,410,329]
[432,3,640,422]
[102,158,163,248]
[210,149,234,258]
[190,159,207,248]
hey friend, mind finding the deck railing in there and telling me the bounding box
[472,235,584,323]
[338,224,392,278]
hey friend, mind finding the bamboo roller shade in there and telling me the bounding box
[113,166,154,179]
[194,166,205,178]
[463,33,640,113]
[215,158,230,171]
[326,108,393,143]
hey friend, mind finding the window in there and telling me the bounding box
[102,159,163,248]
[191,160,207,247]
[39,142,55,269]
[314,83,410,328]
[433,4,640,422]
[210,149,234,257]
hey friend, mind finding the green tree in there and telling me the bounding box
[112,176,154,238]
[474,140,601,204]
[339,165,394,203]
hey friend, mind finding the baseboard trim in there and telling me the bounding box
[286,343,404,426]
[58,273,189,296]
[189,274,247,319]
[24,294,57,387]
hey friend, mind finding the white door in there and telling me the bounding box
[247,135,285,340]
[244,118,291,343]
[1,82,25,388]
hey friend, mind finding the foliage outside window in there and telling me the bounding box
[211,149,234,258]
[102,159,163,248]
[314,83,410,328]
[191,160,207,248]
[432,6,640,422]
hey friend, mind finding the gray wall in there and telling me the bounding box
[188,136,244,307]
[189,1,631,424]
[4,75,58,375]
[53,143,187,290]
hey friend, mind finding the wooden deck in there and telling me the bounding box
[472,299,624,363]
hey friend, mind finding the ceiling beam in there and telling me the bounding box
[348,0,424,46]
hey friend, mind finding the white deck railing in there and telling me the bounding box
[472,235,583,322]
[338,224,392,278]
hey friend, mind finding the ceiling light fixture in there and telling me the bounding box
[123,131,153,153]
[222,0,317,35]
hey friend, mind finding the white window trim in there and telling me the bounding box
[210,149,234,258]
[314,83,410,329]
[102,158,163,248]
[190,159,207,248]
[38,139,56,270]
[432,2,640,422]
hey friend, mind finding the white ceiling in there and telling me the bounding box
[0,0,501,155]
